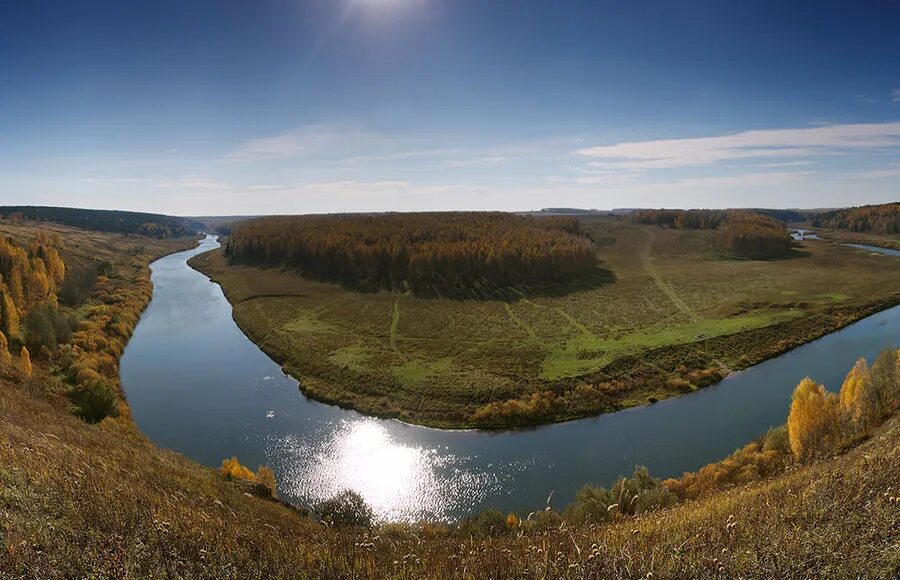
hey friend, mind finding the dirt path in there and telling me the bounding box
[640,228,701,323]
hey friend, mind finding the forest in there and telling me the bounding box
[0,206,203,238]
[630,209,792,258]
[810,201,899,234]
[226,212,598,294]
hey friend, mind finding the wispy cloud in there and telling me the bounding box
[574,122,900,169]
[893,89,900,102]
[226,124,387,161]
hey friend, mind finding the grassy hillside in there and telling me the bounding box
[0,205,203,238]
[2,360,898,578]
[190,216,900,428]
[0,219,897,578]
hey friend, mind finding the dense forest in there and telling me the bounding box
[630,209,792,258]
[0,234,66,348]
[810,202,899,234]
[0,206,203,238]
[226,213,598,293]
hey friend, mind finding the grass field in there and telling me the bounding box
[190,217,900,428]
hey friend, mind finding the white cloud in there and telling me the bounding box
[893,89,900,102]
[227,124,387,161]
[574,122,900,169]
[442,156,507,167]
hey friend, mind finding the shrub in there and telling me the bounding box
[565,483,615,524]
[459,509,510,537]
[23,305,72,355]
[59,265,98,306]
[220,456,255,482]
[69,379,119,423]
[870,348,899,414]
[610,466,677,515]
[19,346,32,377]
[0,331,10,365]
[314,490,375,528]
[255,466,277,497]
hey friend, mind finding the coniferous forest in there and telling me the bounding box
[225,213,598,294]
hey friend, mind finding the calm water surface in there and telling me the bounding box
[121,235,899,522]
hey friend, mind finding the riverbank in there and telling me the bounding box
[189,219,900,429]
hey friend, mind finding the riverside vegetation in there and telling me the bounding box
[192,209,900,428]
[1,214,899,578]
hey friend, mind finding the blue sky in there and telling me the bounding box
[1,0,898,215]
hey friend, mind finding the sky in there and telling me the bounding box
[0,0,898,216]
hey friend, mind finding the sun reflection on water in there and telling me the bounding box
[270,419,508,522]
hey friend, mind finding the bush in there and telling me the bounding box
[255,466,277,497]
[220,456,255,481]
[23,305,71,354]
[870,348,899,414]
[565,483,615,524]
[610,466,677,515]
[69,379,119,423]
[459,509,509,537]
[314,490,375,528]
[59,266,98,306]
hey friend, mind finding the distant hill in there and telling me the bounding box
[0,206,203,238]
[810,202,899,234]
[747,208,807,223]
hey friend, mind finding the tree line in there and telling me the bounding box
[226,213,598,294]
[630,209,792,258]
[0,206,203,238]
[810,202,899,235]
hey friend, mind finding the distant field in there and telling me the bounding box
[191,217,900,428]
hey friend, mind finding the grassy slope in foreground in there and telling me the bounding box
[190,217,900,428]
[2,362,898,578]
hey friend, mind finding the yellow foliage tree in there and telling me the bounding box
[0,285,19,338]
[0,331,11,365]
[19,346,32,377]
[787,377,841,462]
[839,358,879,432]
[255,466,277,497]
[220,456,255,481]
[27,258,51,306]
[44,247,66,284]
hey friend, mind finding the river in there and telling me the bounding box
[120,235,899,522]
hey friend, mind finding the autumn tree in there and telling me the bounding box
[19,346,32,377]
[869,348,899,414]
[0,284,19,338]
[839,358,880,432]
[255,466,277,497]
[220,456,255,481]
[787,377,841,461]
[0,331,11,365]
